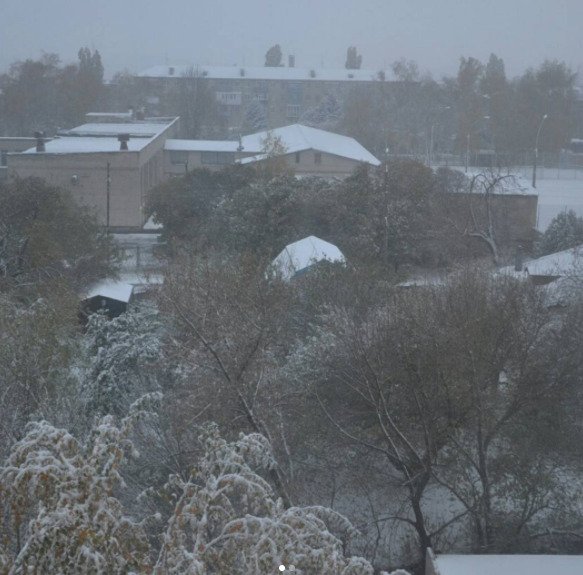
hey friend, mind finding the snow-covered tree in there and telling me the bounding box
[155,424,375,574]
[81,304,163,418]
[300,93,342,131]
[0,398,156,574]
[537,209,583,256]
[243,100,267,132]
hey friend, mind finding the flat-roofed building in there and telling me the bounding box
[7,118,179,229]
[137,63,393,131]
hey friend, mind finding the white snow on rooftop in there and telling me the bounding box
[165,139,239,152]
[139,64,392,83]
[63,122,171,138]
[21,137,150,154]
[432,554,583,575]
[524,245,583,277]
[165,125,379,166]
[272,235,345,280]
[499,245,583,278]
[240,124,380,166]
[84,280,134,303]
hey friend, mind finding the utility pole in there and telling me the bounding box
[532,114,548,189]
[106,161,111,230]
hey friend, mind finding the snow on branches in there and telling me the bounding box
[0,400,154,574]
[155,424,375,574]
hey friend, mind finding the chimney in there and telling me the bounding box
[34,131,45,152]
[288,55,295,68]
[514,246,523,272]
[118,133,130,151]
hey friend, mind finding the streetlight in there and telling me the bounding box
[428,106,451,168]
[465,116,490,173]
[532,114,548,188]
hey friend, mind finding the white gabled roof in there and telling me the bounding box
[240,124,380,166]
[139,65,391,83]
[272,235,345,280]
[432,554,583,575]
[84,280,134,303]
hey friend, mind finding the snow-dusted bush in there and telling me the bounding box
[155,424,375,574]
[0,400,154,574]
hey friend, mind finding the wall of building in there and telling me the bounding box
[7,119,179,230]
[137,74,390,132]
[8,151,143,228]
[285,149,364,177]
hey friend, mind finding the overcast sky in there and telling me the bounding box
[2,0,582,80]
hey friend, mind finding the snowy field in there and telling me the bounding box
[513,167,583,231]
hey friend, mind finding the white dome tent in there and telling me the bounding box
[271,235,346,281]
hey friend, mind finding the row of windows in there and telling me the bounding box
[294,152,322,165]
[170,150,322,167]
[201,151,235,165]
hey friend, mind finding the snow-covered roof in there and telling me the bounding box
[85,112,133,120]
[239,124,380,166]
[272,235,345,280]
[431,554,583,575]
[21,137,150,154]
[139,64,392,83]
[143,215,163,230]
[524,245,583,277]
[165,139,239,152]
[165,125,379,166]
[62,122,169,138]
[448,168,538,196]
[499,245,583,278]
[84,280,134,303]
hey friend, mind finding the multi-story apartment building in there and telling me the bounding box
[136,62,393,132]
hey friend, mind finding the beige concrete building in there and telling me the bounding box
[165,124,380,179]
[7,118,179,230]
[7,119,379,230]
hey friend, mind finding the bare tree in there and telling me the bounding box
[158,253,297,507]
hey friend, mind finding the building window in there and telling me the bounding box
[169,151,189,165]
[201,151,235,165]
[0,151,7,167]
[314,152,322,165]
[216,91,242,106]
[287,82,302,104]
[295,152,301,164]
[287,104,301,119]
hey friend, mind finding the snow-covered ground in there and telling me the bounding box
[512,167,583,231]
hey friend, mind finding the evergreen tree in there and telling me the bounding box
[345,46,363,70]
[300,93,342,130]
[537,209,583,255]
[242,99,267,132]
[265,44,283,67]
